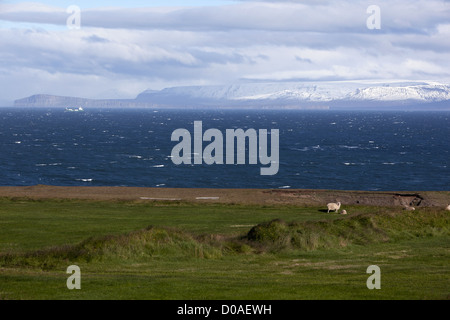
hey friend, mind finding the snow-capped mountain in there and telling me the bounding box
[136,81,450,105]
[14,81,450,109]
[350,83,450,102]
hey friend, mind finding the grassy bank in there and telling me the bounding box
[0,197,448,300]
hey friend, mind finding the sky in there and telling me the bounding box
[0,0,450,105]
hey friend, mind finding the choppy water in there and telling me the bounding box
[0,108,448,191]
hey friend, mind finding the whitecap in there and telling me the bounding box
[76,179,93,182]
[278,186,291,189]
[290,147,310,152]
[152,165,164,168]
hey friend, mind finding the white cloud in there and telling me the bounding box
[0,0,449,103]
[403,59,444,75]
[1,1,449,32]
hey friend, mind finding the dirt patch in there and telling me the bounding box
[262,189,448,207]
[392,194,424,207]
[0,185,448,208]
[276,260,363,271]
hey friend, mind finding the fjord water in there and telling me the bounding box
[0,108,448,191]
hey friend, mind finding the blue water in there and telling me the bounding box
[0,108,449,191]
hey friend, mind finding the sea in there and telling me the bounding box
[0,107,449,191]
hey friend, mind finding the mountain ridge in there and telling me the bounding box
[13,81,450,109]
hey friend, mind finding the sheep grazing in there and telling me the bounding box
[340,209,348,215]
[327,201,341,213]
[403,206,415,211]
[446,205,450,211]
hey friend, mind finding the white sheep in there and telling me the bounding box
[327,201,341,213]
[340,209,348,215]
[445,205,450,211]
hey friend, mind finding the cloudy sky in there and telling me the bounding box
[0,0,449,105]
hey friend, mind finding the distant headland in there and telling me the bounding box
[13,81,450,110]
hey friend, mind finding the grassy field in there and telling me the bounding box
[0,197,448,300]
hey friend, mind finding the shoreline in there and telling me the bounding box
[0,185,448,207]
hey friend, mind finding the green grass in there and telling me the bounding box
[0,198,341,252]
[0,197,448,300]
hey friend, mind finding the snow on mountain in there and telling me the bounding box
[137,81,450,104]
[14,81,450,109]
[350,83,450,102]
